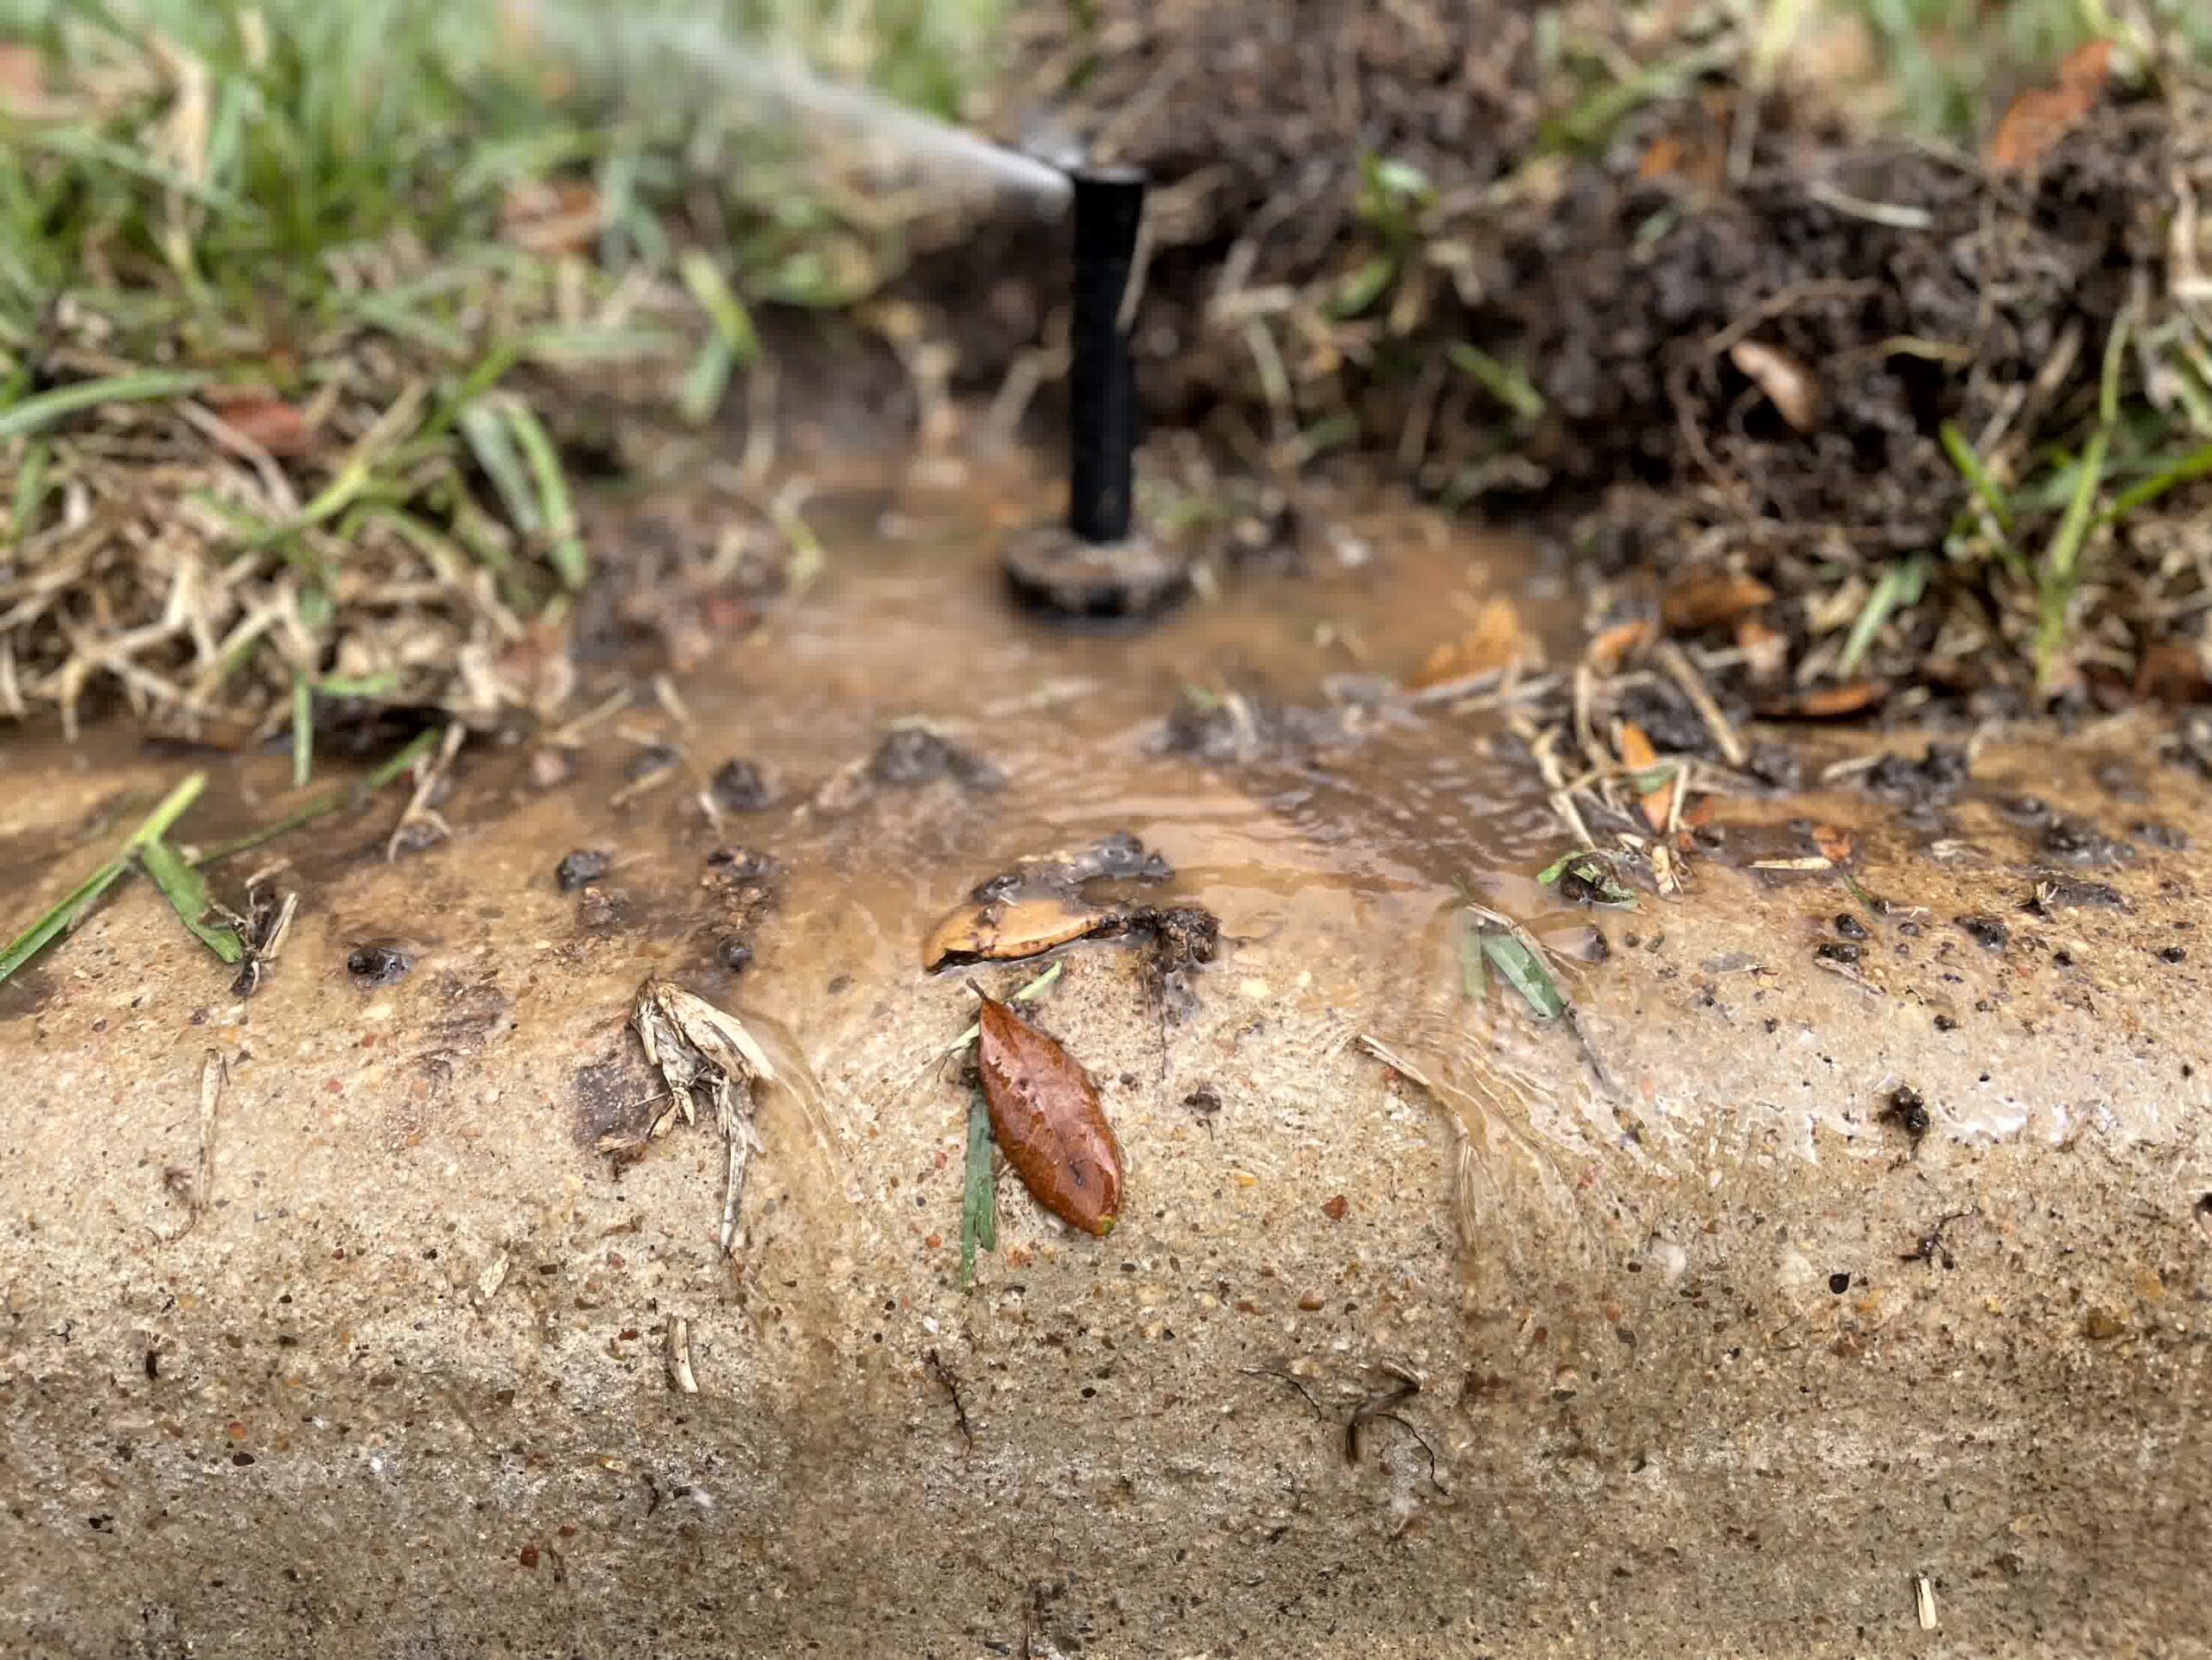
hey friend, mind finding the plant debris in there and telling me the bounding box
[958,1088,999,1289]
[975,993,1122,1237]
[615,977,780,1256]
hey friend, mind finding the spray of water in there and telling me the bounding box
[518,2,1073,210]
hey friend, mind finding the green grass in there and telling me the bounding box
[0,0,1000,727]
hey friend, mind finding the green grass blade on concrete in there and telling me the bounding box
[0,770,207,988]
[140,836,244,964]
[1480,928,1567,1021]
[958,1088,998,1289]
[188,725,446,870]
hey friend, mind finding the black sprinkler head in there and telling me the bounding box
[1066,165,1147,546]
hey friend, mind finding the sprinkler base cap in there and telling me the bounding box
[1001,524,1189,626]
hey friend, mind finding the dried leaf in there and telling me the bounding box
[1986,39,2112,172]
[976,996,1122,1237]
[2134,639,2207,703]
[1756,680,1887,719]
[1586,617,1654,674]
[1616,721,1675,834]
[1408,596,1526,690]
[213,393,318,457]
[1662,571,1775,633]
[626,977,778,1255]
[500,179,601,255]
[1811,824,1858,867]
[1728,340,1821,433]
[922,894,1113,969]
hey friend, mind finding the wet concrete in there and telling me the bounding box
[1,471,2208,1657]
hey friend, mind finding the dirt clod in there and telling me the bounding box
[1957,914,2011,952]
[556,849,612,892]
[706,845,777,883]
[2043,818,2136,867]
[345,944,412,989]
[716,938,755,973]
[1883,1085,1930,1140]
[1863,745,1971,807]
[870,727,1004,789]
[709,760,774,813]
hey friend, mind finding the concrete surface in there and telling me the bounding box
[1,496,2208,1658]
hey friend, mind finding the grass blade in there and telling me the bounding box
[0,371,207,441]
[459,400,539,534]
[503,404,586,590]
[1459,914,1489,1002]
[1840,553,1929,676]
[1479,929,1567,1021]
[0,771,207,988]
[678,334,736,427]
[189,726,445,868]
[2104,442,2212,523]
[678,249,758,364]
[959,1089,998,1288]
[291,673,314,789]
[142,836,244,964]
[1446,342,1546,420]
[10,436,48,537]
[1939,420,2012,533]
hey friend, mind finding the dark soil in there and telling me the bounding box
[931,10,2212,713]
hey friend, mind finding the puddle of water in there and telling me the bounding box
[0,460,1598,1199]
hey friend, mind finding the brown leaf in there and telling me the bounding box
[1617,720,1675,835]
[1728,340,1821,433]
[922,894,1113,969]
[1586,617,1654,674]
[1986,39,2112,172]
[501,180,602,256]
[976,996,1123,1237]
[2134,639,2208,704]
[1408,596,1526,690]
[214,394,317,458]
[1662,571,1774,633]
[1811,824,1858,867]
[1756,680,1887,719]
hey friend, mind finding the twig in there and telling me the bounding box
[1656,640,1748,767]
[926,1348,974,1448]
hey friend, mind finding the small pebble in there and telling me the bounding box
[556,849,611,892]
[2083,1307,2125,1340]
[1814,941,1861,965]
[527,748,575,790]
[1296,1291,1325,1312]
[2160,944,2188,964]
[1834,913,1868,940]
[1320,1195,1349,1221]
[717,938,754,972]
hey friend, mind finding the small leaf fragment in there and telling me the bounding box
[1617,721,1675,834]
[958,1090,997,1288]
[1479,930,1567,1021]
[142,836,244,964]
[1408,595,1526,690]
[1728,340,1821,433]
[922,894,1113,969]
[1662,572,1774,633]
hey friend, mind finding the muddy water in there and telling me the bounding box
[0,463,1592,1218]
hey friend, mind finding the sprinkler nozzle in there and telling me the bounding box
[1067,166,1146,545]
